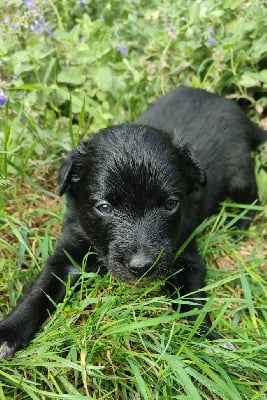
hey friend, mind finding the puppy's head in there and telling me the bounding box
[58,124,206,281]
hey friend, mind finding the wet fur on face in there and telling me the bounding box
[59,124,206,281]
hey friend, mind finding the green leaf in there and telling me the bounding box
[223,0,247,10]
[75,47,111,64]
[258,70,267,84]
[10,50,29,64]
[92,65,113,92]
[52,87,70,105]
[170,363,202,400]
[14,63,35,75]
[127,359,151,400]
[57,67,86,85]
[240,73,260,88]
[240,70,267,87]
[257,169,267,203]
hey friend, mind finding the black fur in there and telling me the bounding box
[0,86,266,359]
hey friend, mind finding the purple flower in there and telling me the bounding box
[46,27,53,36]
[207,28,216,45]
[3,17,10,24]
[80,0,88,7]
[0,91,8,106]
[12,22,19,30]
[24,0,35,8]
[116,45,128,57]
[31,16,52,35]
[37,17,46,33]
[207,36,216,45]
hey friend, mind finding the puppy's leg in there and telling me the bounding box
[167,245,235,350]
[0,238,90,360]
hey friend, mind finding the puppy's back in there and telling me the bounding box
[137,86,266,150]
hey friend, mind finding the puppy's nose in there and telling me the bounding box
[129,254,153,277]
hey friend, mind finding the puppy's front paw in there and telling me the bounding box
[206,329,236,351]
[220,340,236,351]
[0,320,27,360]
[0,341,17,360]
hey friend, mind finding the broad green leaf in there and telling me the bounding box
[14,63,35,75]
[57,67,86,85]
[240,74,260,88]
[92,65,113,92]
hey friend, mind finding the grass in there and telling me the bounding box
[0,0,267,398]
[0,242,267,399]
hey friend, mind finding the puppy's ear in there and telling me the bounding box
[58,155,74,196]
[177,143,207,186]
[58,138,94,195]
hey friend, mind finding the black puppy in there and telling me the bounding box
[0,86,266,359]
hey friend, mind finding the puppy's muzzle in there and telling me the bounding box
[128,254,154,277]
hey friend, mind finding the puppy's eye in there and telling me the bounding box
[164,198,179,212]
[95,202,113,215]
